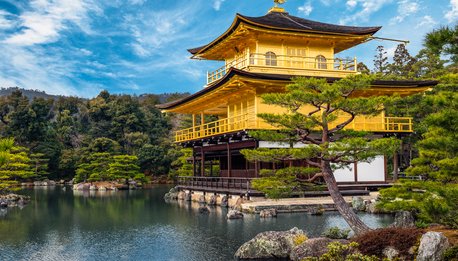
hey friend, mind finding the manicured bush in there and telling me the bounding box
[352,227,424,259]
[322,226,351,239]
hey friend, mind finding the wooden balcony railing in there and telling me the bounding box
[177,176,254,191]
[175,113,257,142]
[207,54,357,85]
[175,113,413,142]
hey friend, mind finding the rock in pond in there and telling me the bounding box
[220,196,228,207]
[352,196,366,212]
[290,237,349,261]
[164,187,179,201]
[416,231,449,261]
[391,211,415,228]
[235,227,306,260]
[227,209,244,219]
[259,208,277,218]
[198,195,206,204]
[309,205,325,215]
[209,195,217,206]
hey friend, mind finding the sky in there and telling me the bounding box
[0,0,457,98]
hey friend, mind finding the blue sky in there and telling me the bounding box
[0,0,456,98]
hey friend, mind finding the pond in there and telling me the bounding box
[0,186,393,260]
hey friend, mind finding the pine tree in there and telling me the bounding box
[379,74,458,227]
[388,44,416,76]
[107,155,141,183]
[373,45,389,75]
[29,153,49,180]
[0,138,34,191]
[241,75,400,235]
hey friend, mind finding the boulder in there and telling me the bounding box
[208,195,217,206]
[198,195,206,204]
[48,180,56,186]
[177,191,186,200]
[0,200,7,208]
[391,211,415,228]
[259,208,277,218]
[352,196,366,212]
[309,205,325,215]
[198,206,210,214]
[366,200,380,214]
[235,227,307,260]
[164,187,179,201]
[227,209,244,219]
[290,237,349,261]
[220,196,229,207]
[185,192,192,201]
[89,185,97,190]
[98,186,107,191]
[416,232,449,261]
[233,197,243,211]
[383,246,400,260]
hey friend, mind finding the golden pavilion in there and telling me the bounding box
[157,4,437,190]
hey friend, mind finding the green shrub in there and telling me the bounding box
[443,245,458,261]
[304,242,379,261]
[322,226,351,239]
[87,173,101,182]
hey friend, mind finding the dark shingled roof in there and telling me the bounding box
[157,68,438,110]
[188,11,381,55]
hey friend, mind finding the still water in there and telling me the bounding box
[0,186,393,261]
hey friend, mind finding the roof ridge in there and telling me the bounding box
[279,13,312,30]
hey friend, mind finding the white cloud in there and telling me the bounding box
[340,0,393,24]
[3,0,99,46]
[128,0,147,5]
[389,0,419,25]
[346,0,357,9]
[0,10,17,30]
[415,15,437,29]
[124,6,196,57]
[298,1,313,16]
[445,0,458,23]
[213,0,225,11]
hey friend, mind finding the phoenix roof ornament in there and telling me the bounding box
[274,0,286,7]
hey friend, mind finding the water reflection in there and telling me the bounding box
[0,186,393,261]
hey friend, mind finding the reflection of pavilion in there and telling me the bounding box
[158,4,437,196]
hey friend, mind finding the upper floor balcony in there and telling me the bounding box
[207,53,358,85]
[175,112,413,143]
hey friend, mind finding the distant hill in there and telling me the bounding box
[0,87,61,100]
[0,87,189,103]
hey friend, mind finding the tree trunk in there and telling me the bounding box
[321,161,371,235]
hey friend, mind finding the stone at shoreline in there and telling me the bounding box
[235,227,306,260]
[198,195,206,204]
[366,200,380,214]
[177,191,186,200]
[290,237,349,261]
[164,187,179,201]
[220,196,228,207]
[185,192,192,201]
[416,231,449,261]
[390,211,415,228]
[209,195,217,206]
[309,205,325,215]
[0,194,31,208]
[233,197,243,211]
[352,196,365,212]
[227,209,244,219]
[259,208,277,218]
[198,206,210,214]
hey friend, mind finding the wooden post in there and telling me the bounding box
[354,162,358,182]
[201,147,205,177]
[393,152,399,181]
[227,143,232,178]
[192,151,196,176]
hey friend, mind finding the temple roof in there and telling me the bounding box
[157,68,438,111]
[188,11,381,56]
